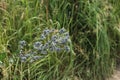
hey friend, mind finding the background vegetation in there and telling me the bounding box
[0,0,120,80]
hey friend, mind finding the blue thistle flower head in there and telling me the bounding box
[64,32,70,38]
[51,35,58,42]
[20,56,27,60]
[64,46,70,52]
[40,34,46,40]
[19,53,24,57]
[55,47,61,52]
[33,41,43,50]
[59,38,68,44]
[59,27,66,34]
[50,28,55,32]
[33,56,41,60]
[19,40,26,46]
[24,53,31,58]
[19,40,26,49]
[49,45,56,52]
[28,51,37,54]
[41,50,47,54]
[42,43,49,50]
[43,29,50,36]
[20,56,27,62]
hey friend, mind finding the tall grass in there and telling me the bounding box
[0,0,120,80]
[67,0,120,80]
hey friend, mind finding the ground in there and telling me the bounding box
[108,67,120,80]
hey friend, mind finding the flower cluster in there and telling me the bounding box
[18,27,71,63]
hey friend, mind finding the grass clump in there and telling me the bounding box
[0,0,120,80]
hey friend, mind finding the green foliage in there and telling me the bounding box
[0,0,120,80]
